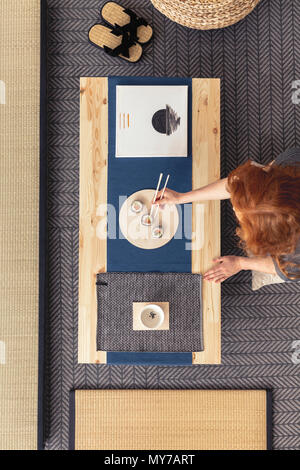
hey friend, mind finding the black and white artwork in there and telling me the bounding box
[152,105,181,135]
[116,85,188,157]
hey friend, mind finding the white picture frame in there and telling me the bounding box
[115,85,188,157]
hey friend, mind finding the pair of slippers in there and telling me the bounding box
[88,2,153,63]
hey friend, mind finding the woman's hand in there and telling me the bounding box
[153,188,184,206]
[203,256,243,283]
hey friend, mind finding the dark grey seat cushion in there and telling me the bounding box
[96,272,203,352]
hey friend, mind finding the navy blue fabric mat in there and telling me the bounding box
[107,76,193,273]
[107,352,193,366]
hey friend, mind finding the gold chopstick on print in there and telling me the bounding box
[119,113,130,129]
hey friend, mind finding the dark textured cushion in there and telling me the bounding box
[96,272,203,352]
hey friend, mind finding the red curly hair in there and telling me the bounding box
[227,160,300,279]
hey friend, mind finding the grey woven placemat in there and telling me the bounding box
[96,272,203,352]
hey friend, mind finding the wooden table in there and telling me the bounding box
[78,77,221,364]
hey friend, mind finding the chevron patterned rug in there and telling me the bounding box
[45,0,300,449]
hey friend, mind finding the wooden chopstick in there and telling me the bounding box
[153,174,170,219]
[150,173,163,217]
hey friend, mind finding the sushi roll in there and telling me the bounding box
[131,200,143,214]
[152,226,164,238]
[141,214,153,226]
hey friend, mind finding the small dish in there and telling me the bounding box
[139,304,165,330]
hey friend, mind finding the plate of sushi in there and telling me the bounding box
[119,189,179,250]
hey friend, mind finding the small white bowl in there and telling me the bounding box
[139,304,164,330]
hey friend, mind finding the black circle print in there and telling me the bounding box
[152,109,166,134]
[152,104,181,136]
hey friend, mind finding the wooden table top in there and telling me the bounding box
[78,77,220,364]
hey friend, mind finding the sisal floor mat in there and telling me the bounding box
[0,0,40,450]
[70,389,271,450]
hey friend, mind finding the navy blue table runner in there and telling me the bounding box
[105,76,195,365]
[107,76,193,273]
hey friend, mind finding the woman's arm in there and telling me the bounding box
[181,178,231,203]
[239,256,276,274]
[204,255,276,283]
[154,178,230,205]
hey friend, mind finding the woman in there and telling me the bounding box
[154,148,300,283]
